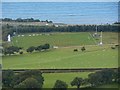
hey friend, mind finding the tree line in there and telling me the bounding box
[2,68,120,89]
[2,44,50,56]
[2,24,119,41]
[26,44,50,53]
[1,18,53,23]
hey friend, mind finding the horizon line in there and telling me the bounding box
[2,0,120,2]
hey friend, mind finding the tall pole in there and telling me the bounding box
[100,31,103,45]
[96,25,97,34]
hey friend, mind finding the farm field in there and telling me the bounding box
[3,45,118,69]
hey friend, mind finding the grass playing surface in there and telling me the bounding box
[12,32,96,49]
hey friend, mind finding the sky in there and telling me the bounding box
[1,0,120,2]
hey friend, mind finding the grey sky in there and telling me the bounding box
[2,0,120,2]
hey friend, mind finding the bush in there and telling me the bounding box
[81,47,86,51]
[19,51,23,54]
[74,49,78,52]
[115,44,119,47]
[53,80,68,89]
[111,47,116,49]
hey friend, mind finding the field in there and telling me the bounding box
[43,72,90,88]
[3,32,118,69]
[11,32,118,49]
[43,72,119,88]
[12,32,96,49]
[2,32,118,88]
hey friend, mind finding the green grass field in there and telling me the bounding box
[43,72,118,88]
[43,72,90,88]
[3,45,118,69]
[12,32,96,49]
[3,32,118,69]
[2,32,118,88]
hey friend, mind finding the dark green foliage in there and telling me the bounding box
[19,51,23,54]
[42,43,50,50]
[14,77,41,89]
[2,23,119,41]
[2,18,53,23]
[74,49,78,52]
[111,47,116,49]
[113,68,120,83]
[27,44,50,53]
[71,77,83,89]
[2,70,15,87]
[26,46,35,53]
[53,80,68,90]
[3,46,22,55]
[115,44,119,48]
[81,47,86,51]
[2,70,44,89]
[12,70,44,89]
[35,46,43,51]
[88,69,115,87]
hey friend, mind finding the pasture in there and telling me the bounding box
[2,45,118,69]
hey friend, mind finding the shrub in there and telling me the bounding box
[111,47,116,49]
[74,49,78,52]
[19,51,23,54]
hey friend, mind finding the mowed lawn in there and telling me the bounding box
[3,45,118,69]
[11,32,96,49]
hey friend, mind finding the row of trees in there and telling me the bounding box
[2,44,50,55]
[2,70,44,89]
[3,46,22,55]
[53,68,120,89]
[2,18,53,23]
[2,24,119,41]
[26,44,50,53]
[2,68,120,89]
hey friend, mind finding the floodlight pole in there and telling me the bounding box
[100,31,103,45]
[96,25,97,34]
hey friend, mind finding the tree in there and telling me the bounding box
[99,69,114,84]
[53,80,68,90]
[14,77,41,89]
[35,45,42,52]
[3,46,22,55]
[12,70,44,88]
[74,49,78,52]
[2,70,15,87]
[88,69,115,87]
[26,46,35,53]
[19,51,23,54]
[71,77,83,89]
[42,43,50,50]
[81,47,86,52]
